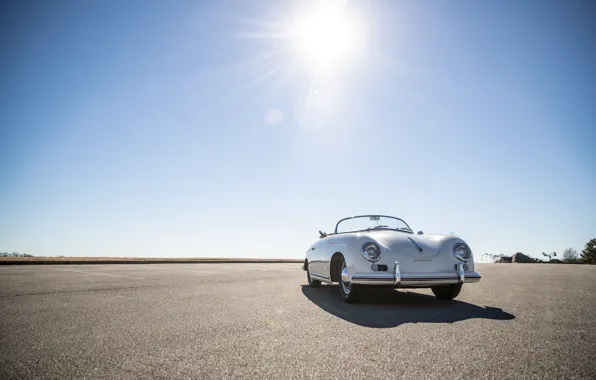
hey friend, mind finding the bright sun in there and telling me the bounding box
[293,1,364,70]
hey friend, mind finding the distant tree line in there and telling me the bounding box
[482,238,596,264]
[1,252,35,257]
[581,238,596,264]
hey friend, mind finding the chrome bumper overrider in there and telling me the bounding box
[349,262,482,286]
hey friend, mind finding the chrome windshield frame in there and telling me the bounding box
[334,215,414,234]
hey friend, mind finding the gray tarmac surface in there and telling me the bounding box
[1,263,595,379]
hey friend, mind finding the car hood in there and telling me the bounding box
[358,230,454,258]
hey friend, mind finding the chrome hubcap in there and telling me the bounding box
[340,261,351,294]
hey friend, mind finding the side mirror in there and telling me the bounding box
[417,231,423,235]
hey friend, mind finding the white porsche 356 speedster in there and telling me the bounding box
[303,215,481,303]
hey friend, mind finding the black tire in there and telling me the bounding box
[431,283,463,300]
[307,270,321,288]
[338,256,361,303]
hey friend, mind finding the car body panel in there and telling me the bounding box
[308,238,329,280]
[305,220,481,288]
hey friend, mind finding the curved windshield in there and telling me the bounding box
[335,215,413,234]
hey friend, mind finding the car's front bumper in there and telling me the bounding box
[344,262,481,287]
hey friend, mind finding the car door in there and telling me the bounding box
[309,239,329,280]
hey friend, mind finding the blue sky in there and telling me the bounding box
[1,0,594,259]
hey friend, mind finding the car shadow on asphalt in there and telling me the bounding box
[301,285,515,328]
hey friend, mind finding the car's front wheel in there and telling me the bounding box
[307,270,321,288]
[431,283,462,300]
[338,257,361,303]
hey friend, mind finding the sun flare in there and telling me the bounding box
[293,1,364,70]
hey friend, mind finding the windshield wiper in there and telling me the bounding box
[366,225,389,231]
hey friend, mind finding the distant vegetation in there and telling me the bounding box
[580,239,596,264]
[1,252,35,257]
[562,248,580,264]
[482,238,595,264]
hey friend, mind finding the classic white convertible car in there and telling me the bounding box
[303,215,481,302]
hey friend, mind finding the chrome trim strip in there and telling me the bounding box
[393,261,400,285]
[350,275,480,281]
[351,278,394,285]
[309,271,330,280]
[351,275,461,281]
[349,271,482,285]
[456,263,464,284]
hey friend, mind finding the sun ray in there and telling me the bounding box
[222,1,378,131]
[233,32,291,40]
[234,16,288,33]
[249,65,282,88]
[230,52,278,70]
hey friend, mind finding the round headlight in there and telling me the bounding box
[362,242,381,262]
[453,243,472,262]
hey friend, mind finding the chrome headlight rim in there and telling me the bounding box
[362,242,381,262]
[453,243,472,262]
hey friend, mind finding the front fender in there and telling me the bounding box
[330,240,374,280]
[436,236,475,272]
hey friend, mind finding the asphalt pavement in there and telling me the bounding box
[1,263,595,379]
